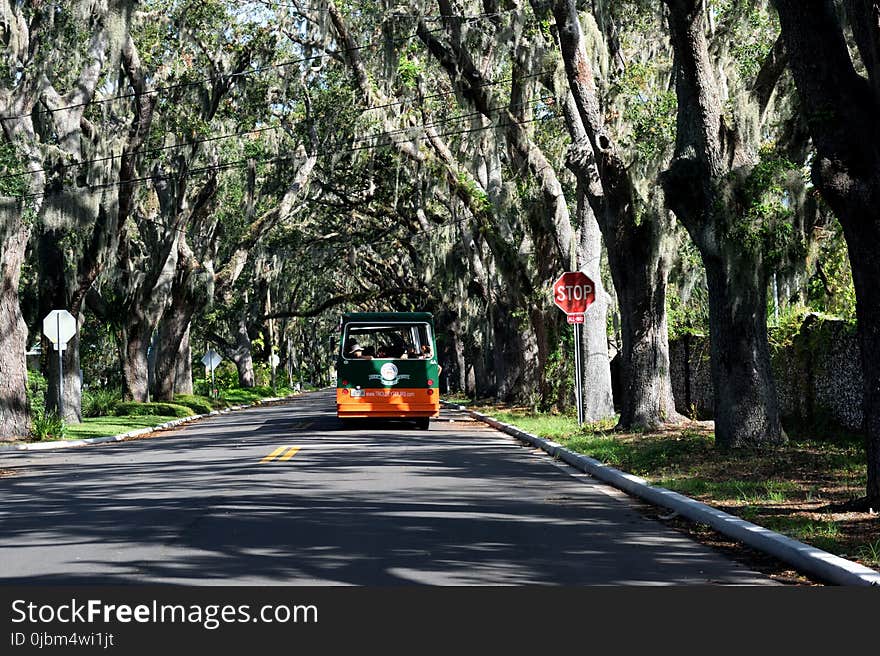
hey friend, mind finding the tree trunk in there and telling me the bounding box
[493,307,542,405]
[772,0,880,506]
[38,229,82,422]
[574,187,616,421]
[662,0,784,446]
[0,222,31,439]
[44,331,83,424]
[122,321,151,402]
[552,0,675,428]
[154,304,196,401]
[232,317,255,389]
[848,226,880,504]
[450,319,468,394]
[175,325,194,395]
[704,254,784,447]
[607,226,679,428]
[467,326,490,398]
[233,356,255,389]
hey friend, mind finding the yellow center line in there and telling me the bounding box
[278,446,301,461]
[260,446,288,463]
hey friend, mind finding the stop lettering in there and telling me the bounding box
[552,272,595,315]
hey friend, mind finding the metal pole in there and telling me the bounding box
[573,321,584,426]
[287,336,293,388]
[773,273,779,325]
[210,362,216,399]
[56,314,64,420]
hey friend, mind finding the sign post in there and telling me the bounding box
[269,353,280,392]
[42,309,77,419]
[552,272,596,426]
[201,349,222,398]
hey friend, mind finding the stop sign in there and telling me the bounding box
[552,272,595,315]
[42,309,77,350]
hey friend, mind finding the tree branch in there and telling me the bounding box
[750,34,789,118]
[326,1,424,162]
[846,0,880,97]
[265,287,433,320]
[417,14,574,264]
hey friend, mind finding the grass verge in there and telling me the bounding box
[4,387,301,446]
[65,415,185,440]
[459,401,879,574]
[219,386,295,405]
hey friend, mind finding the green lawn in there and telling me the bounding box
[219,386,294,405]
[20,387,299,444]
[63,415,184,440]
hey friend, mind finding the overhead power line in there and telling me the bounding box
[0,82,556,183]
[9,113,561,202]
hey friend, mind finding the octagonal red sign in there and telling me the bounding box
[552,272,595,315]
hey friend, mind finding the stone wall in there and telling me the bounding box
[668,333,714,419]
[669,316,863,432]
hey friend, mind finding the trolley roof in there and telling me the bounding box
[341,312,434,324]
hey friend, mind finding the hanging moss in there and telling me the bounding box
[0,142,28,197]
[721,145,805,266]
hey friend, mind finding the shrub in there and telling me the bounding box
[30,411,66,442]
[27,370,47,417]
[211,361,239,389]
[113,402,195,418]
[193,379,213,397]
[82,387,122,417]
[173,395,215,415]
[220,388,261,404]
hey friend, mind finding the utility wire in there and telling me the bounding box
[0,85,556,182]
[9,113,560,202]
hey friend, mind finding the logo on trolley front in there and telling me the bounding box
[369,362,410,386]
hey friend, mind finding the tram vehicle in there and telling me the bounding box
[335,312,440,429]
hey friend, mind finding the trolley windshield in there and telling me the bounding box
[340,321,434,361]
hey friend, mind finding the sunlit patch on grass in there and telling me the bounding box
[65,415,181,440]
[856,540,880,567]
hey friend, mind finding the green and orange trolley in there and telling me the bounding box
[335,312,440,429]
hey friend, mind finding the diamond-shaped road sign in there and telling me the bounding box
[42,309,77,351]
[202,349,222,370]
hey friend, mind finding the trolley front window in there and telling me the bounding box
[341,322,434,361]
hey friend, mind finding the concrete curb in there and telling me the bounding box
[0,399,287,453]
[445,402,880,587]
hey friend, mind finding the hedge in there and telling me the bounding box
[173,395,216,415]
[113,402,195,418]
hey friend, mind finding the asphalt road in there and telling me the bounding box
[0,390,778,585]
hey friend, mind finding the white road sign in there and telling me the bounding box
[202,349,222,370]
[42,309,77,351]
